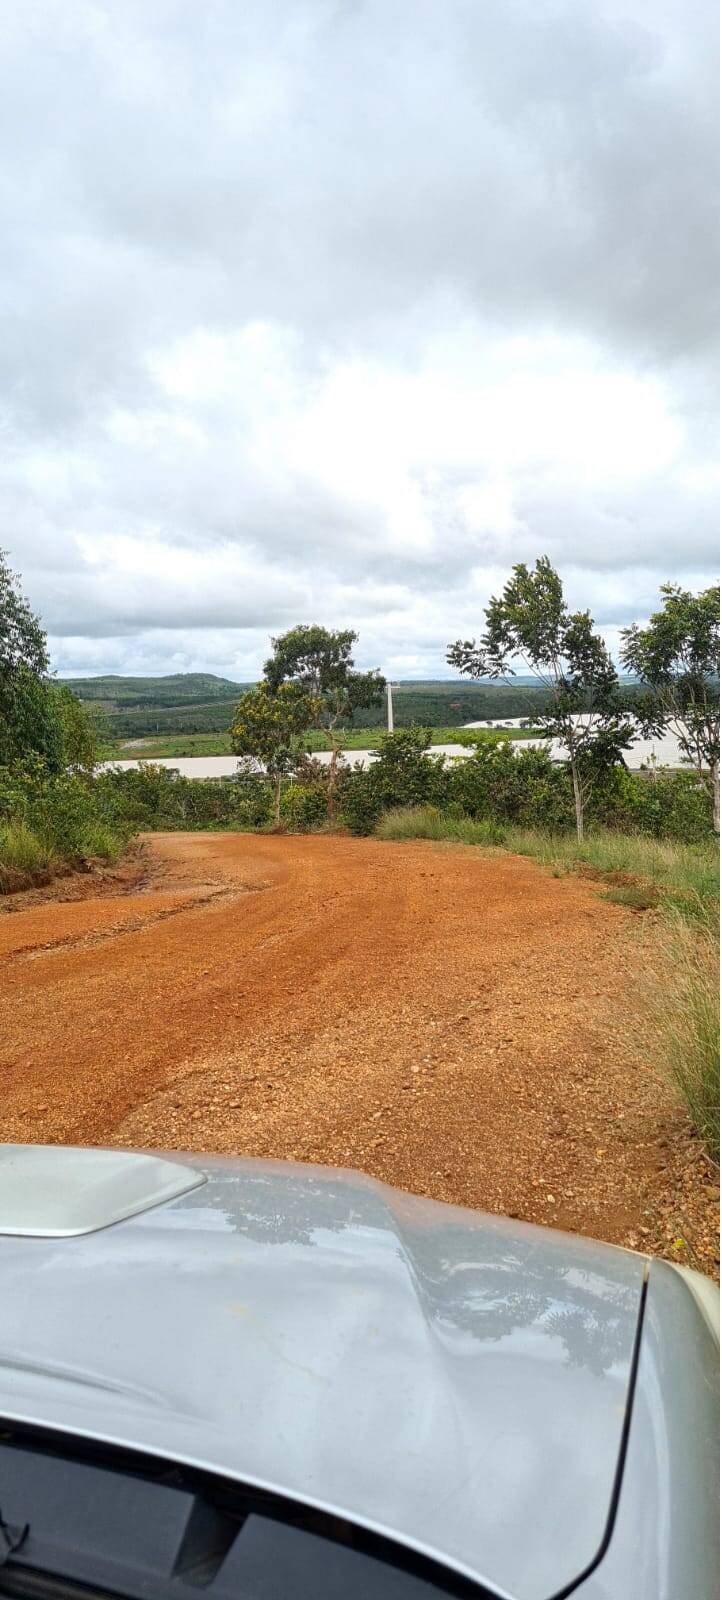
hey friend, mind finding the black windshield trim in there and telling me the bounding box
[0,1418,498,1600]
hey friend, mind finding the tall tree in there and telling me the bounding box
[448,556,634,839]
[0,550,53,768]
[0,552,99,773]
[621,583,720,832]
[264,625,385,818]
[230,682,318,825]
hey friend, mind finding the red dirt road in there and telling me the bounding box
[1,831,718,1267]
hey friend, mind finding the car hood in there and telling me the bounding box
[0,1154,646,1600]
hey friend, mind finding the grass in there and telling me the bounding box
[375,803,720,1160]
[602,883,660,912]
[375,805,505,845]
[374,807,719,916]
[0,821,57,890]
[0,816,126,893]
[112,725,546,760]
[503,828,719,919]
[651,911,720,1163]
[78,823,125,862]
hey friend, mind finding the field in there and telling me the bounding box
[111,724,545,759]
[69,672,554,740]
[2,830,717,1274]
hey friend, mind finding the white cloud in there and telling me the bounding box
[4,0,717,676]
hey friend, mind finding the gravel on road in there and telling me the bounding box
[1,830,718,1274]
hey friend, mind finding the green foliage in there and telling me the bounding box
[0,550,48,679]
[375,806,505,845]
[231,681,318,821]
[338,729,718,843]
[264,625,385,723]
[448,555,635,836]
[339,729,450,835]
[264,624,385,818]
[621,582,720,826]
[97,764,268,832]
[0,553,101,774]
[0,820,57,889]
[280,782,328,830]
[590,765,714,842]
[48,683,100,772]
[448,740,574,829]
[0,759,134,889]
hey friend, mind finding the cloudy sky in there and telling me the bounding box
[4,0,718,681]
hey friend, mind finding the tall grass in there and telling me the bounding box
[375,805,505,846]
[651,912,720,1163]
[78,822,125,862]
[0,816,125,892]
[0,821,57,889]
[501,827,719,918]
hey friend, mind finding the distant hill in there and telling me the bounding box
[63,673,246,708]
[65,672,556,739]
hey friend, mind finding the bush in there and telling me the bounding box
[280,782,327,830]
[97,764,268,831]
[0,762,131,889]
[590,765,715,842]
[339,729,450,835]
[447,740,573,828]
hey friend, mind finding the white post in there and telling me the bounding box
[387,681,394,733]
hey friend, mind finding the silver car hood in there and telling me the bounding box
[0,1153,646,1600]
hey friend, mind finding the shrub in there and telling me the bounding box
[447,740,573,829]
[339,729,450,834]
[280,782,327,830]
[98,764,269,831]
[590,765,715,841]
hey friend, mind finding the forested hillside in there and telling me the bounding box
[65,673,552,737]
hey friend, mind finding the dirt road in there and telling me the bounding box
[1,831,717,1267]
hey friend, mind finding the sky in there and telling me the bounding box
[3,0,719,681]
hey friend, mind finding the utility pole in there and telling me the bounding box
[386,681,395,733]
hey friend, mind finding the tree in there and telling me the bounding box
[621,583,720,832]
[264,625,385,818]
[0,551,101,774]
[230,682,318,825]
[448,556,634,839]
[1,550,50,766]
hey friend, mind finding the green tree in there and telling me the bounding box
[0,551,51,767]
[448,556,634,839]
[230,682,318,824]
[621,583,720,833]
[264,625,385,818]
[49,683,100,773]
